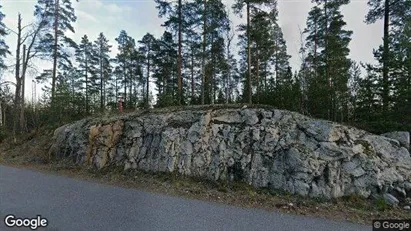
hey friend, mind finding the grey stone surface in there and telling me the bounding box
[381,131,410,150]
[49,108,411,200]
[384,193,400,207]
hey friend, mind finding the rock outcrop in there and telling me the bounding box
[381,131,410,151]
[49,107,411,200]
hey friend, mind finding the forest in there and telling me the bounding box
[0,0,410,138]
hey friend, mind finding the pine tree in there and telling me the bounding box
[75,35,98,114]
[0,4,10,70]
[222,15,237,104]
[181,1,202,104]
[152,31,178,107]
[327,7,352,122]
[177,0,183,105]
[270,9,292,108]
[155,0,184,105]
[155,0,230,105]
[201,0,207,104]
[390,10,411,126]
[348,61,361,122]
[355,64,380,125]
[93,33,112,112]
[366,0,390,116]
[235,1,291,106]
[65,64,83,115]
[204,0,230,104]
[34,0,78,104]
[365,0,407,116]
[365,0,411,127]
[55,67,77,120]
[233,0,281,104]
[233,0,253,104]
[114,30,137,109]
[138,33,156,108]
[302,0,352,122]
[249,10,273,104]
[121,45,143,109]
[184,29,201,104]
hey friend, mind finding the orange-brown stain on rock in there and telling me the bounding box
[85,120,124,168]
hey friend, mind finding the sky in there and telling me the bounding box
[1,0,383,102]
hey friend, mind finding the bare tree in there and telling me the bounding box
[11,12,47,134]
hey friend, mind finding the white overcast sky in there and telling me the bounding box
[1,0,383,101]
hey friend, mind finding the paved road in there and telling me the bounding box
[0,165,369,231]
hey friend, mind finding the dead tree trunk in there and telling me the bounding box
[20,44,26,132]
[13,14,22,136]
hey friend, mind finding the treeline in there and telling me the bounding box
[0,0,410,136]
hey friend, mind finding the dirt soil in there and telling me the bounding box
[0,131,409,226]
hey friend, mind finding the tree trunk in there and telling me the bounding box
[226,40,230,104]
[100,48,104,111]
[190,46,195,104]
[324,0,331,120]
[256,46,260,104]
[314,12,318,79]
[2,103,6,129]
[172,70,176,102]
[123,66,127,109]
[211,33,215,105]
[0,102,2,127]
[165,55,170,96]
[115,74,118,104]
[51,0,59,105]
[85,58,88,114]
[14,13,22,136]
[201,0,207,105]
[129,69,132,108]
[163,62,166,96]
[275,40,279,107]
[177,0,183,105]
[247,1,252,104]
[226,28,233,104]
[20,45,26,132]
[103,79,106,111]
[382,0,390,117]
[147,47,151,108]
[264,64,267,100]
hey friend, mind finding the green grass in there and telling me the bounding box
[375,198,389,211]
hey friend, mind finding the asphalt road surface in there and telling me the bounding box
[0,165,369,231]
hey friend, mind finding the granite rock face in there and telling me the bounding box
[381,131,410,151]
[49,107,411,200]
